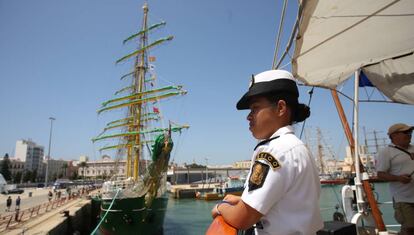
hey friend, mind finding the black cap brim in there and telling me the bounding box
[236,79,299,110]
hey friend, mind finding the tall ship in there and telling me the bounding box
[91,3,188,235]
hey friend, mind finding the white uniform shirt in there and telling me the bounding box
[241,125,323,235]
[376,144,414,203]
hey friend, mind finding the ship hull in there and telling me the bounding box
[97,195,168,235]
[320,179,348,186]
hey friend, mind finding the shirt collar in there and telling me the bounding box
[268,125,294,139]
[253,125,295,151]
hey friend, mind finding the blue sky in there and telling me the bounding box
[1,0,413,165]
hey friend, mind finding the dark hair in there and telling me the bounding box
[293,103,310,123]
[264,92,310,124]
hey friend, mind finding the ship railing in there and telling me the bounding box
[0,187,94,232]
[102,180,135,193]
[320,199,400,232]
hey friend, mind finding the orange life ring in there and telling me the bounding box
[205,216,237,235]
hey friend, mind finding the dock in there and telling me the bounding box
[170,183,219,199]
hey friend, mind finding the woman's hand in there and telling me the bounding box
[211,195,241,218]
[211,204,220,218]
[223,194,241,205]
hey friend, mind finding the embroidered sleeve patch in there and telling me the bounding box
[255,152,281,170]
[248,161,269,192]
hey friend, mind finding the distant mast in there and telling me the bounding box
[317,128,325,175]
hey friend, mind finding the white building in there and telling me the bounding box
[15,139,44,172]
[8,158,25,176]
[343,145,375,174]
[78,156,127,178]
[44,159,69,181]
[79,155,89,163]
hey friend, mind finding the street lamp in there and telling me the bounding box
[45,117,56,187]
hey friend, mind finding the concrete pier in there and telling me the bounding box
[3,197,92,235]
[170,183,219,199]
[1,191,97,235]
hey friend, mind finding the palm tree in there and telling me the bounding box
[1,153,12,181]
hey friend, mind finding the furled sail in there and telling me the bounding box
[116,36,173,63]
[102,85,185,107]
[97,90,186,114]
[123,21,166,44]
[92,126,189,142]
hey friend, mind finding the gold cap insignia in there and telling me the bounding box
[249,74,255,88]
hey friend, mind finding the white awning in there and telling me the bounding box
[362,52,414,104]
[292,0,414,104]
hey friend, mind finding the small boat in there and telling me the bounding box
[319,173,348,186]
[196,191,225,201]
[320,178,348,186]
[196,176,245,201]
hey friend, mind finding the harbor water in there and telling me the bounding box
[163,183,399,235]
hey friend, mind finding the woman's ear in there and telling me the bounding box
[276,100,288,116]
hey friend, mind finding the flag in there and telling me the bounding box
[149,56,156,62]
[359,71,374,87]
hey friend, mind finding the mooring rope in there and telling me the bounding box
[90,188,121,235]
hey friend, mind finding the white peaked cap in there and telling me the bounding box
[251,70,295,84]
[236,70,299,110]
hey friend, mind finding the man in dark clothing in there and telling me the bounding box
[15,196,21,210]
[6,196,12,212]
[48,191,53,202]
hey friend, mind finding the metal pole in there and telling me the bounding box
[205,158,208,183]
[354,70,365,212]
[45,117,56,187]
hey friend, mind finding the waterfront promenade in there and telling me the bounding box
[3,196,89,235]
[0,188,50,213]
[0,187,94,234]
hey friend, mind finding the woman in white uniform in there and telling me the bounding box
[211,70,323,235]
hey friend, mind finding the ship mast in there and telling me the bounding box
[92,2,188,180]
[134,3,149,180]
